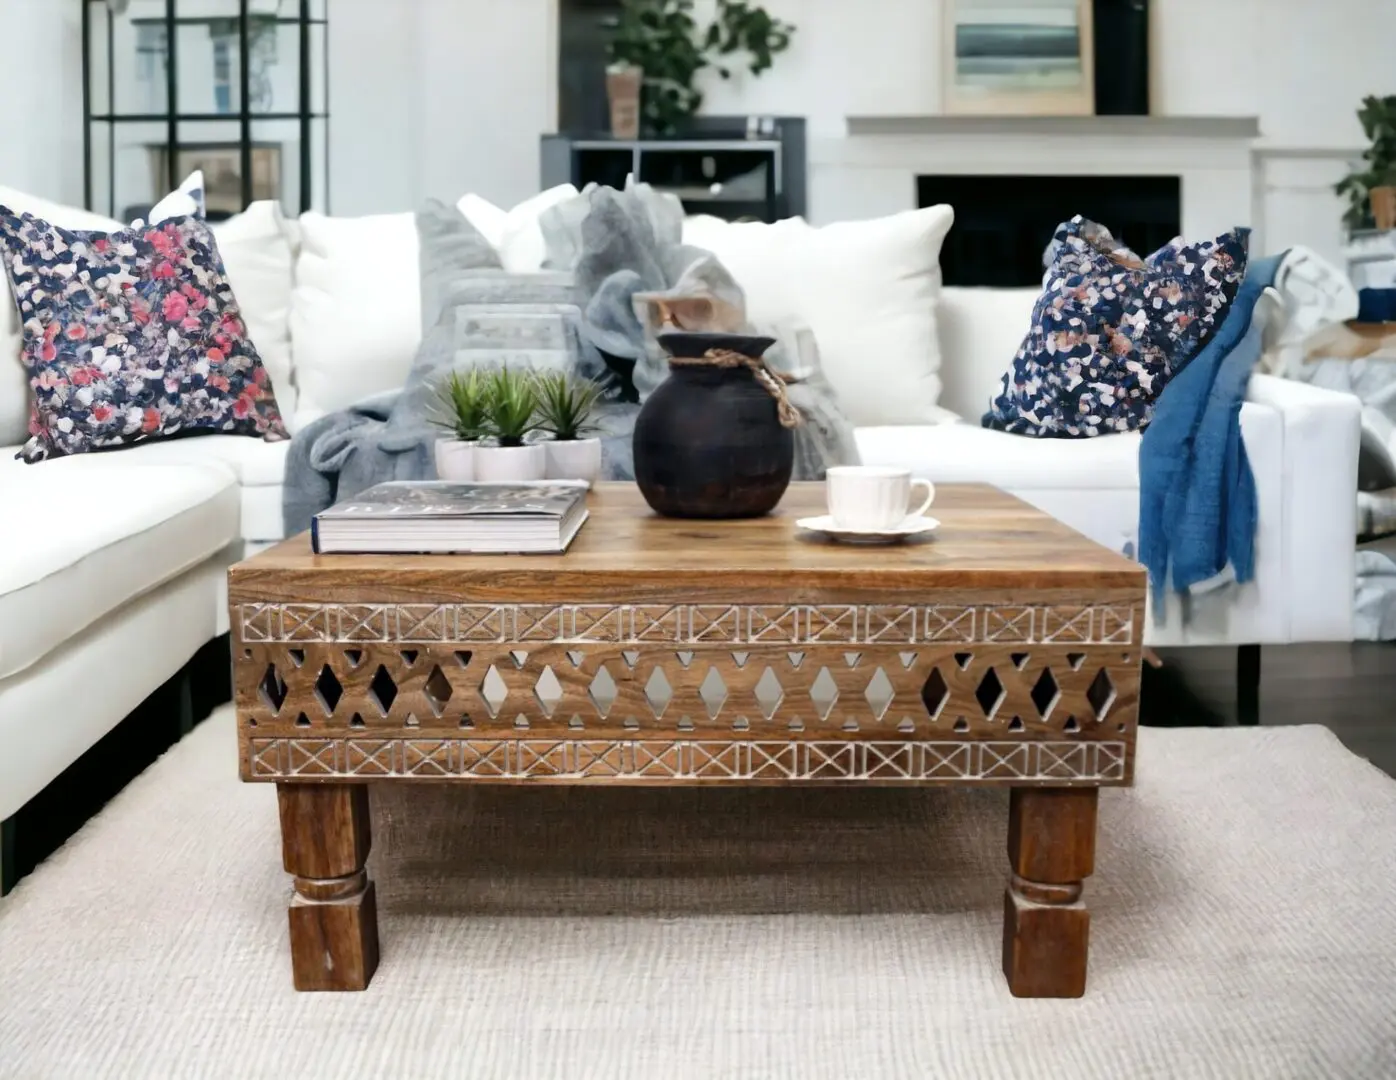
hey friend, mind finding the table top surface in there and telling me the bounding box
[231,483,1144,603]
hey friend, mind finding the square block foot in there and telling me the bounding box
[288,882,380,992]
[1001,887,1089,999]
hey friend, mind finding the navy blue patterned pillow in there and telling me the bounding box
[983,217,1249,438]
[0,208,286,461]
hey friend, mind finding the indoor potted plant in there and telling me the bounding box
[431,369,489,481]
[474,367,546,482]
[609,0,795,136]
[1336,95,1396,232]
[606,61,643,139]
[535,371,606,483]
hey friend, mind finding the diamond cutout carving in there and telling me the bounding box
[314,665,342,716]
[344,648,364,668]
[645,668,673,716]
[844,652,862,668]
[287,648,305,667]
[954,652,973,670]
[864,667,895,720]
[1010,652,1029,669]
[622,650,640,669]
[589,665,618,717]
[975,668,1004,719]
[258,664,287,713]
[699,667,729,719]
[809,667,839,721]
[787,651,805,669]
[1030,668,1060,720]
[732,651,750,668]
[1087,669,1116,720]
[423,665,453,716]
[921,668,948,719]
[369,665,398,716]
[899,652,917,669]
[510,650,529,669]
[454,650,473,667]
[1066,652,1086,671]
[400,649,419,665]
[480,665,509,717]
[754,667,784,719]
[533,666,564,717]
[676,650,695,669]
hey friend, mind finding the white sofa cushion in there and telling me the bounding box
[683,206,956,428]
[212,202,299,420]
[458,185,578,273]
[935,286,1041,421]
[1,434,289,544]
[854,422,1140,491]
[289,210,421,431]
[0,458,239,680]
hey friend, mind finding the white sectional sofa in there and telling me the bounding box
[0,193,1363,854]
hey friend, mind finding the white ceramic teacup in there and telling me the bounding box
[825,466,935,531]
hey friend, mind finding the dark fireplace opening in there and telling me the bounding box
[918,175,1181,287]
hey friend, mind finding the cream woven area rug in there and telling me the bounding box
[1,707,1394,1079]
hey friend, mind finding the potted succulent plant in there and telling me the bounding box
[535,371,606,483]
[432,369,489,481]
[474,366,547,482]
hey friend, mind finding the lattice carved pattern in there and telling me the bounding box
[236,641,1138,740]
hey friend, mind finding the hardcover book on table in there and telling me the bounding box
[311,481,588,554]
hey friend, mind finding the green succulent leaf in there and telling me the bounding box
[533,371,607,441]
[482,367,543,447]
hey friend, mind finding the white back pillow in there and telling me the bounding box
[289,210,421,431]
[683,206,957,427]
[458,185,578,273]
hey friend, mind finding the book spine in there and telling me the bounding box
[310,516,321,555]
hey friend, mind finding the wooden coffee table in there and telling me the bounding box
[230,483,1144,996]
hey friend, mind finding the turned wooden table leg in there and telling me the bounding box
[1002,786,1098,998]
[277,783,379,992]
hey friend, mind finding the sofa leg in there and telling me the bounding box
[1237,644,1261,726]
[1,815,16,897]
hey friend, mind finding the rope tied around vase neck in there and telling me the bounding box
[667,349,804,429]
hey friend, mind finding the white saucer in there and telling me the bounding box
[796,514,939,544]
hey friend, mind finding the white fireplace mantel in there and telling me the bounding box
[807,114,1265,247]
[843,115,1260,140]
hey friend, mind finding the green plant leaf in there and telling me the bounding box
[482,367,542,447]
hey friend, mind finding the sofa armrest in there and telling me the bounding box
[1245,373,1362,641]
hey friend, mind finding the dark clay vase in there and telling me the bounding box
[633,331,795,519]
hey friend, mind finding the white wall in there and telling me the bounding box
[0,0,1391,258]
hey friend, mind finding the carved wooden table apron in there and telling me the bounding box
[231,483,1145,996]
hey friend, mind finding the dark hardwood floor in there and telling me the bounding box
[1152,643,1396,778]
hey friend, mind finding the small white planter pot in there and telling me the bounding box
[473,443,547,482]
[434,439,476,481]
[545,437,603,483]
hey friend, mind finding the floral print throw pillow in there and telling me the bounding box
[982,216,1249,438]
[0,208,286,461]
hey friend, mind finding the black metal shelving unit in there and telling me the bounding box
[542,118,806,224]
[82,0,329,219]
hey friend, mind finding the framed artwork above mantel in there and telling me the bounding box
[942,0,1096,117]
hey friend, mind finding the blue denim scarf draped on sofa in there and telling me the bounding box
[1138,253,1285,606]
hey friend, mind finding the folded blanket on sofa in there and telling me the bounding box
[1138,253,1284,606]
